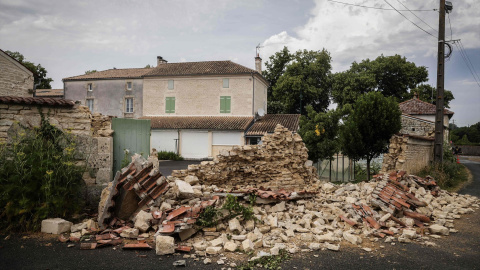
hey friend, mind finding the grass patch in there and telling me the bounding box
[238,249,290,270]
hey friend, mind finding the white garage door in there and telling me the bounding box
[212,131,242,145]
[181,130,209,159]
[151,130,178,153]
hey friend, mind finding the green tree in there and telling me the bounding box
[405,84,454,108]
[299,106,346,161]
[332,54,429,107]
[5,50,53,89]
[84,70,97,75]
[340,92,402,180]
[263,47,332,115]
[262,47,293,114]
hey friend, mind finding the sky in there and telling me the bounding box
[1,0,479,126]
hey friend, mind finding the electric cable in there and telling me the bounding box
[384,0,438,39]
[327,0,436,11]
[395,0,437,33]
[447,13,453,41]
[458,40,480,83]
[454,41,480,87]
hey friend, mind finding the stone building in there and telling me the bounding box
[63,68,151,118]
[0,49,34,97]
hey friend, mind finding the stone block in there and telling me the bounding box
[96,137,113,154]
[156,235,175,255]
[41,218,72,234]
[174,180,194,199]
[96,168,113,184]
[134,210,153,233]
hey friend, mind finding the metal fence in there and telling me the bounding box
[314,153,355,183]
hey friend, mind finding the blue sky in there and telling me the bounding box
[1,0,479,126]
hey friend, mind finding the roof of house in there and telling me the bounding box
[245,114,301,136]
[399,97,454,116]
[143,60,259,77]
[35,89,64,97]
[63,68,152,81]
[0,49,34,76]
[0,96,75,107]
[142,116,254,130]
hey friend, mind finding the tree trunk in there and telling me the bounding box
[366,158,371,181]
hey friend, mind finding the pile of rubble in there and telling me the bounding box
[172,125,317,190]
[40,125,479,266]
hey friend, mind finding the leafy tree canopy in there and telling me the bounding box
[84,70,97,75]
[5,50,53,89]
[332,54,429,107]
[340,92,402,180]
[299,105,347,161]
[451,122,480,144]
[263,47,332,115]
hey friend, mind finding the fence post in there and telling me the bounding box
[342,154,345,182]
[329,159,332,182]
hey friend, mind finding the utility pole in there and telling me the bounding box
[434,0,447,163]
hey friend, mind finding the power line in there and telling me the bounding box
[384,0,438,39]
[459,40,480,84]
[395,0,437,33]
[447,13,453,41]
[327,0,436,11]
[453,41,480,87]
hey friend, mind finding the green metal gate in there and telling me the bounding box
[112,118,151,174]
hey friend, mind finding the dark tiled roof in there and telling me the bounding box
[142,116,253,130]
[35,89,64,97]
[245,114,300,136]
[399,98,454,116]
[0,96,75,107]
[144,61,258,77]
[63,68,152,81]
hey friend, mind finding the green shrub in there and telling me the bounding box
[0,112,85,232]
[195,205,219,228]
[222,194,255,221]
[157,151,184,161]
[418,162,468,191]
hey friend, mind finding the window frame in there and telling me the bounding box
[168,80,174,90]
[223,78,229,88]
[220,96,231,113]
[126,81,133,91]
[86,98,94,112]
[125,97,134,113]
[87,83,93,91]
[165,97,175,113]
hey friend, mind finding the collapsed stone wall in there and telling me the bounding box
[382,134,434,174]
[0,103,114,186]
[172,124,318,190]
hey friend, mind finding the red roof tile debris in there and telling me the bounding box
[399,98,454,116]
[245,114,300,136]
[142,116,253,130]
[0,96,75,107]
[63,68,152,81]
[144,60,258,77]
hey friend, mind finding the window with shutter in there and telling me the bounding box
[220,96,231,113]
[165,97,175,113]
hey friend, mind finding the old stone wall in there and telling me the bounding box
[0,103,113,185]
[172,124,318,190]
[400,115,435,137]
[382,134,434,174]
[0,53,33,97]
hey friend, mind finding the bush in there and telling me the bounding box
[418,162,468,191]
[157,151,184,161]
[0,113,85,232]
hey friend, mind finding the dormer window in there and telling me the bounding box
[87,83,93,91]
[126,81,132,90]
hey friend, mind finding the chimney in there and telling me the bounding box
[255,54,262,73]
[157,56,168,66]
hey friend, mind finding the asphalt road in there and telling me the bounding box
[1,159,480,270]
